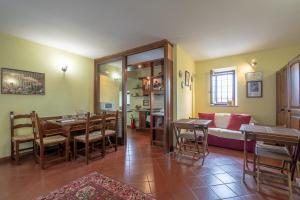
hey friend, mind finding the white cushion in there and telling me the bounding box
[214,113,231,129]
[219,129,244,140]
[208,128,222,135]
[208,127,244,140]
[214,113,256,129]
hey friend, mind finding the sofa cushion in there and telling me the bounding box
[214,113,231,129]
[208,128,244,140]
[227,113,251,131]
[198,113,216,128]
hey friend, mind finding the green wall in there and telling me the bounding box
[0,33,94,158]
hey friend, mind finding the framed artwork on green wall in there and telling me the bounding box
[1,67,45,95]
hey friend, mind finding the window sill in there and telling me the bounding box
[210,104,239,108]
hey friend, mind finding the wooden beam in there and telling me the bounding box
[94,39,173,64]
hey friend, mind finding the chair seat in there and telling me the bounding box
[179,130,204,140]
[35,135,67,146]
[255,143,292,162]
[74,131,103,142]
[12,134,34,142]
[105,130,116,136]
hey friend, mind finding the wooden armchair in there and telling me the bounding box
[10,111,35,164]
[254,135,300,198]
[103,111,119,154]
[32,112,69,169]
[73,113,104,164]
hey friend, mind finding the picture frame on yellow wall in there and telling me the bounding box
[245,71,263,81]
[185,70,190,86]
[1,67,45,95]
[247,81,262,98]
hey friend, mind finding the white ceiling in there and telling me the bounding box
[0,0,300,60]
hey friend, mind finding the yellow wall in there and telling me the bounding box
[0,33,93,158]
[99,74,121,110]
[195,45,300,125]
[173,45,196,119]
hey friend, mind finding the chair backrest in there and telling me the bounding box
[84,112,103,140]
[103,111,119,132]
[10,111,34,139]
[31,112,45,146]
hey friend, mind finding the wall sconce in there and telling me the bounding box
[61,66,68,73]
[250,59,257,67]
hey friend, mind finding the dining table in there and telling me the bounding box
[240,124,300,181]
[46,116,116,159]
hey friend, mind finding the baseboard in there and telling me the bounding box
[0,156,10,163]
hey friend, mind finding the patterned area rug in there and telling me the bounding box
[37,172,155,200]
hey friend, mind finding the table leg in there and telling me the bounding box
[63,126,72,161]
[243,131,247,181]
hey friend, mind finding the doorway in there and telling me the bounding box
[94,40,173,152]
[95,59,125,144]
[126,48,165,145]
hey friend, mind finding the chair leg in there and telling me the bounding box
[297,161,300,176]
[15,141,20,165]
[102,137,106,157]
[11,141,14,160]
[73,140,77,160]
[253,152,257,174]
[287,163,293,199]
[40,146,45,169]
[256,156,260,192]
[85,143,89,165]
[32,141,35,156]
[115,135,118,151]
[65,141,69,162]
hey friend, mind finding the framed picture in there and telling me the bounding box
[1,68,45,95]
[247,81,262,98]
[245,71,263,81]
[153,77,163,90]
[185,71,190,86]
[143,100,149,106]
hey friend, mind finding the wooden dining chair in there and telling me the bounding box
[32,112,69,169]
[10,111,35,164]
[73,113,104,164]
[173,121,208,165]
[103,111,119,154]
[254,134,299,198]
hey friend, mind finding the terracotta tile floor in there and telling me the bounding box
[0,129,300,200]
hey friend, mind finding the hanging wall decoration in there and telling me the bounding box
[1,67,45,95]
[185,70,190,86]
[247,81,263,98]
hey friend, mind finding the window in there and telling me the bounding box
[210,67,237,106]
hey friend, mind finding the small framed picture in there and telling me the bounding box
[245,71,263,81]
[185,71,190,86]
[143,100,149,106]
[247,81,263,98]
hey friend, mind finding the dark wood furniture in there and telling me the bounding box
[32,112,69,169]
[94,40,173,153]
[138,110,148,130]
[73,113,104,164]
[172,119,210,165]
[241,125,300,197]
[10,111,35,164]
[103,111,119,153]
[276,54,300,129]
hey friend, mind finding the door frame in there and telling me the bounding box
[94,40,173,152]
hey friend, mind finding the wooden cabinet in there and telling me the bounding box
[276,55,300,129]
